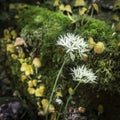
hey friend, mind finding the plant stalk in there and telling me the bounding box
[64,80,81,119]
[46,58,66,120]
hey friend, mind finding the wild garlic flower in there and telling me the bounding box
[57,33,89,61]
[71,65,97,83]
[55,98,63,105]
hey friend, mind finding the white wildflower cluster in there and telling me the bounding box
[71,65,97,83]
[57,33,89,61]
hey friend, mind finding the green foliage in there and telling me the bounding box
[16,5,120,94]
[1,1,120,119]
[18,5,72,67]
[113,0,120,10]
[1,3,120,119]
[74,17,120,92]
[75,15,114,42]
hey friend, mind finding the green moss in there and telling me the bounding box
[17,5,120,93]
[18,5,72,65]
[18,5,71,30]
[18,5,72,42]
[18,6,47,28]
[76,17,114,43]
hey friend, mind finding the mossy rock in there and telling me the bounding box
[18,5,115,55]
[17,5,120,93]
[18,5,72,61]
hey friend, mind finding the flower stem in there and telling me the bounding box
[46,58,66,120]
[64,80,81,119]
[73,80,81,92]
[57,103,63,120]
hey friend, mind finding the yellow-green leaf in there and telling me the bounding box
[9,4,15,10]
[112,14,119,22]
[113,0,120,10]
[50,112,57,120]
[53,0,60,6]
[59,4,65,11]
[64,5,72,13]
[115,22,120,32]
[92,3,99,13]
[79,7,87,15]
[74,0,85,7]
[88,37,96,49]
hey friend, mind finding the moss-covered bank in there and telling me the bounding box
[17,5,120,93]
